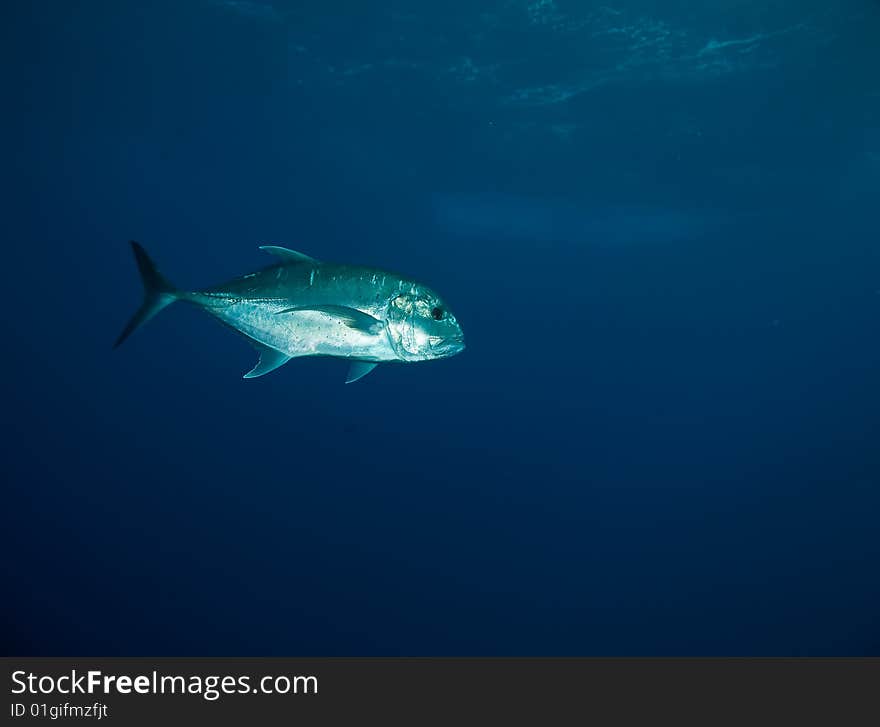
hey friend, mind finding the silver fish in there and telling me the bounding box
[115,242,465,383]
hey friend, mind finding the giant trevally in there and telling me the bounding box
[115,242,465,383]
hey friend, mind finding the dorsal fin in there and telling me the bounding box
[259,245,319,264]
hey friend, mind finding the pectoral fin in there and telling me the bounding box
[346,361,378,384]
[276,305,383,335]
[243,342,292,379]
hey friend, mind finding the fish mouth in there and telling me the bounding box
[429,334,466,358]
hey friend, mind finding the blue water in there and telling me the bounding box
[4,0,880,655]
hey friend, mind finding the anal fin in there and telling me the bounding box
[243,343,292,379]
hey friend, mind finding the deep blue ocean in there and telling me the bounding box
[4,0,880,655]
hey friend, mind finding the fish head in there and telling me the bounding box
[386,286,465,361]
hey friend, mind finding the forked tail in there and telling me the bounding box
[114,241,179,348]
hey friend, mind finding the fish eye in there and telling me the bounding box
[431,306,444,321]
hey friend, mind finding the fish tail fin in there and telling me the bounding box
[114,240,180,348]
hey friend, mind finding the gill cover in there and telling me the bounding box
[386,292,420,360]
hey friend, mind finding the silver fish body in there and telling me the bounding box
[115,243,465,383]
